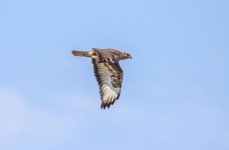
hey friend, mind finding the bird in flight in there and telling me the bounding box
[72,48,132,109]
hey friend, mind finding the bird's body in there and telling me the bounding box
[72,48,132,109]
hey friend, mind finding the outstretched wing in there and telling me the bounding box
[92,59,123,109]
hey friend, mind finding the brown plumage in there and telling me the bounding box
[72,48,132,109]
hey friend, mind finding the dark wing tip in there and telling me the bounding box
[100,103,110,109]
[100,102,114,109]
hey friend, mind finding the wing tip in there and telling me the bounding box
[100,103,111,109]
[100,101,116,109]
[100,92,121,109]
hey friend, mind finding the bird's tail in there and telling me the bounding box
[72,50,91,57]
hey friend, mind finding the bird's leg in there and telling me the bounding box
[89,51,98,59]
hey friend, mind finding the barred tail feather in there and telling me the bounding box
[72,50,91,57]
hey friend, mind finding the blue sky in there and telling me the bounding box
[0,0,229,149]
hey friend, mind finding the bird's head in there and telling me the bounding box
[120,52,132,60]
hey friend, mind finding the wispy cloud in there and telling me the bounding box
[0,87,139,149]
[0,88,73,149]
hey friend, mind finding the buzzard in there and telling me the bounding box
[72,48,132,109]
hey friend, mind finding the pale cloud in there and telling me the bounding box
[0,88,73,149]
[0,87,139,149]
[1,86,229,150]
[0,88,26,140]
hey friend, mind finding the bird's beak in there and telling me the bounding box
[129,54,132,59]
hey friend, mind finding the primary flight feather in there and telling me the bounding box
[72,48,132,109]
